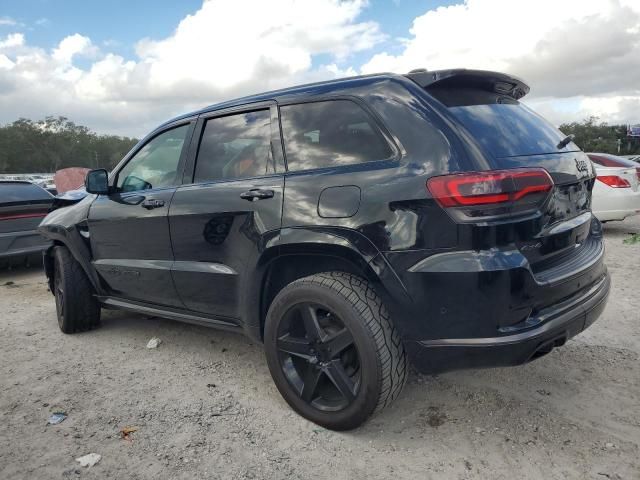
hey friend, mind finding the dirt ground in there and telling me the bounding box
[1,218,639,480]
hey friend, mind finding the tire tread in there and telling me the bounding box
[54,246,100,333]
[289,272,408,415]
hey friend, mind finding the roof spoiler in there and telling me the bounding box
[405,68,530,100]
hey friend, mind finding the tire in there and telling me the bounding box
[53,246,101,333]
[264,272,407,430]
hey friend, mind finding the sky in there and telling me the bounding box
[0,0,639,137]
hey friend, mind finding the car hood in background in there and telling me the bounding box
[51,187,90,210]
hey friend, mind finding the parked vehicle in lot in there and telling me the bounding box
[38,69,610,430]
[588,153,640,222]
[0,181,53,267]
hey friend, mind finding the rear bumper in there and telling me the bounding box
[404,271,610,374]
[0,229,51,259]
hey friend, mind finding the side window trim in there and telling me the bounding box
[110,120,196,194]
[182,101,285,186]
[276,96,401,173]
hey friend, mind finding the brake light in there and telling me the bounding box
[0,212,48,221]
[427,168,553,208]
[596,175,631,188]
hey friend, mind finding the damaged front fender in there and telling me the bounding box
[38,194,101,294]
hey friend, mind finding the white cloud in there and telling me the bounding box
[0,0,381,136]
[0,0,638,136]
[0,16,17,26]
[130,0,382,96]
[52,34,98,63]
[0,33,24,49]
[361,0,640,125]
[531,95,640,127]
[0,54,14,69]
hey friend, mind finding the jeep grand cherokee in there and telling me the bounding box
[39,69,610,430]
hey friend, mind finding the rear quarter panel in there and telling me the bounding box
[279,79,464,254]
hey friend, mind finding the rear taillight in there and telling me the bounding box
[0,212,48,221]
[427,168,553,221]
[596,175,631,188]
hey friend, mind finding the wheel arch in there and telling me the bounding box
[40,226,101,295]
[245,227,410,342]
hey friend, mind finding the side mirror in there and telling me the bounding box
[85,169,110,195]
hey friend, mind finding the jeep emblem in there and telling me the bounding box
[575,158,588,173]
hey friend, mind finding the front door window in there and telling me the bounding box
[116,124,190,192]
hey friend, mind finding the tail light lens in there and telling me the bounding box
[427,168,553,221]
[596,175,631,188]
[0,212,48,221]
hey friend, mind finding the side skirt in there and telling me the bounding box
[97,296,243,334]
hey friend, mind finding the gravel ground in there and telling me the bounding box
[1,217,639,480]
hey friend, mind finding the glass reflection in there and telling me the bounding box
[448,102,572,158]
[280,100,393,171]
[195,110,273,183]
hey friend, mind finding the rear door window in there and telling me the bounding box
[280,100,393,171]
[428,87,577,159]
[194,110,274,183]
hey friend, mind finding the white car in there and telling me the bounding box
[588,153,640,222]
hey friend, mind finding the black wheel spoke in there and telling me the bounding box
[299,305,326,342]
[277,334,313,359]
[55,274,64,318]
[276,299,361,412]
[300,366,322,402]
[324,328,354,359]
[324,359,357,401]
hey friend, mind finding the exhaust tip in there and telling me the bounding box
[528,335,567,362]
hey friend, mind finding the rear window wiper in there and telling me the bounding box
[557,134,575,149]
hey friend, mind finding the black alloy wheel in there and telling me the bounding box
[264,272,407,430]
[275,302,360,411]
[52,246,101,333]
[54,264,65,330]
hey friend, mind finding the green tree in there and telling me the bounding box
[559,116,639,155]
[0,116,138,173]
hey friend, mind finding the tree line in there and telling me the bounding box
[0,115,637,175]
[0,116,138,174]
[559,116,640,155]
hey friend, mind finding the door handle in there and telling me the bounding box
[240,189,275,201]
[141,198,166,209]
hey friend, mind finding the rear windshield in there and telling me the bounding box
[588,153,639,168]
[428,87,577,159]
[0,182,52,203]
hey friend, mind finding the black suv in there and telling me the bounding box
[39,69,610,430]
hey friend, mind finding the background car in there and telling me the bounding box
[0,180,53,267]
[588,153,640,222]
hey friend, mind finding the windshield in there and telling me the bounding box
[428,87,578,159]
[0,182,52,203]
